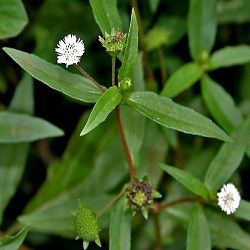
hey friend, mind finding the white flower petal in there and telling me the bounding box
[217,183,241,215]
[55,34,85,67]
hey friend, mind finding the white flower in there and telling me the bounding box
[217,183,241,215]
[55,34,85,67]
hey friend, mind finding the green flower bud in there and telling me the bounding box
[73,200,101,249]
[118,77,132,92]
[98,29,126,57]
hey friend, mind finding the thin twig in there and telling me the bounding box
[152,197,204,213]
[74,64,104,93]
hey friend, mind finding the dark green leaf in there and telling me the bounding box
[187,205,211,250]
[3,48,101,103]
[201,75,243,133]
[80,86,121,136]
[235,200,250,221]
[0,111,64,143]
[145,16,186,50]
[109,197,131,250]
[0,0,28,39]
[19,195,111,237]
[0,75,33,224]
[204,118,250,190]
[0,227,28,250]
[148,0,160,14]
[208,45,250,70]
[161,62,203,98]
[188,0,217,60]
[124,91,231,141]
[118,9,138,82]
[89,0,121,34]
[161,164,211,200]
[207,209,250,250]
[217,0,250,24]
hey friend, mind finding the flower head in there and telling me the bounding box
[217,183,241,215]
[55,34,85,67]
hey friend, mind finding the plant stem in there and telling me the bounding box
[152,196,204,213]
[153,214,162,250]
[74,64,104,93]
[97,188,125,217]
[111,56,116,86]
[111,56,136,181]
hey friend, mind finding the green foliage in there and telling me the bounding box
[0,227,28,250]
[0,0,28,39]
[1,1,250,250]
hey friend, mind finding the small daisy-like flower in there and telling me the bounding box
[217,183,241,215]
[55,34,85,67]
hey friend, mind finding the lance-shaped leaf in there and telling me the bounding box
[208,45,250,70]
[161,164,211,200]
[124,91,230,141]
[235,200,250,221]
[201,75,243,133]
[0,226,29,250]
[206,209,250,250]
[118,9,138,82]
[161,62,203,98]
[0,111,64,143]
[0,75,33,224]
[204,118,250,190]
[188,0,217,61]
[187,205,211,250]
[80,86,121,136]
[0,0,28,39]
[3,47,101,103]
[89,0,121,34]
[109,197,131,250]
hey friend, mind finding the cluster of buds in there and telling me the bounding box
[73,200,101,249]
[98,29,126,57]
[126,178,161,219]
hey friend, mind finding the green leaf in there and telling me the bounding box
[207,209,250,250]
[0,75,33,224]
[217,0,250,24]
[201,75,243,133]
[188,0,217,61]
[19,195,111,237]
[109,198,131,250]
[0,0,28,39]
[80,86,121,136]
[204,118,250,190]
[3,47,101,103]
[0,111,64,143]
[145,16,186,50]
[124,91,231,141]
[161,62,203,98]
[161,164,211,200]
[118,9,138,82]
[89,0,121,34]
[235,200,250,221]
[187,205,211,250]
[0,227,28,250]
[208,45,250,70]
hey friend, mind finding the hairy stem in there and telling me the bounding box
[152,197,204,213]
[111,56,136,181]
[74,64,104,93]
